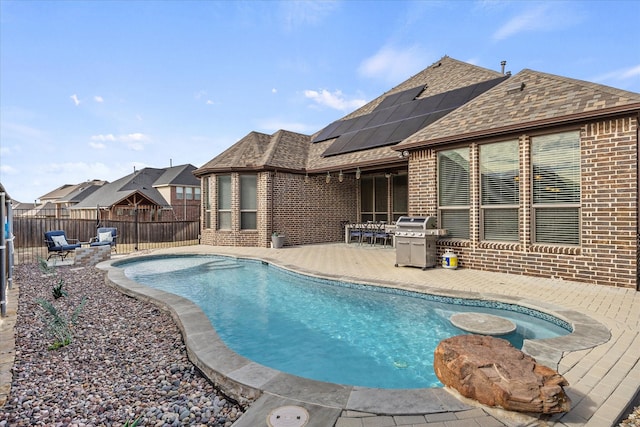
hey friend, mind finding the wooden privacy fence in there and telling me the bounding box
[10,215,200,264]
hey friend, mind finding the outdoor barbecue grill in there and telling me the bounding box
[394,216,447,269]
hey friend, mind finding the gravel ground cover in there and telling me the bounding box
[0,264,246,426]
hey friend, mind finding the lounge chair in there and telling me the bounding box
[89,227,117,252]
[44,230,81,260]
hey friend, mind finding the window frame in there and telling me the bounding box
[360,175,389,222]
[217,175,232,230]
[239,174,257,230]
[479,139,520,242]
[437,147,470,239]
[530,130,581,246]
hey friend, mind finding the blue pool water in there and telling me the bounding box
[120,255,570,389]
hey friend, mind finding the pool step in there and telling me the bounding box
[202,260,242,271]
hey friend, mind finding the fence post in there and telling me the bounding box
[134,207,139,251]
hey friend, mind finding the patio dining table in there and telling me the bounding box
[344,222,396,246]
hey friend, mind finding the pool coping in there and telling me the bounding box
[97,252,611,418]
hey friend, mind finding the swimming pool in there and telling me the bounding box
[120,254,571,389]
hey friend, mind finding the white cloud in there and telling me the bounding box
[358,45,427,84]
[89,141,106,149]
[590,64,640,86]
[0,164,18,175]
[91,134,117,142]
[492,4,581,41]
[90,132,150,151]
[94,95,104,103]
[621,65,640,79]
[70,94,80,106]
[272,88,277,94]
[280,0,339,31]
[303,89,366,111]
[206,100,214,105]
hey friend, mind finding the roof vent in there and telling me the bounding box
[506,82,525,94]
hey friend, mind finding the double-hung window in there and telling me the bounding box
[217,175,231,230]
[203,177,212,229]
[438,148,470,239]
[531,131,581,245]
[480,140,519,241]
[240,174,257,230]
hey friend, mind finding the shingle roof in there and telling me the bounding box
[398,68,640,148]
[193,130,311,176]
[154,164,199,186]
[71,164,198,209]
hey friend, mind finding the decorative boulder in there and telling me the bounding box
[434,335,570,414]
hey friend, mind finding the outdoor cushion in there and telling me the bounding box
[51,235,68,247]
[99,231,113,243]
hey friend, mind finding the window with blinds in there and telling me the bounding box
[203,177,212,229]
[217,175,231,230]
[531,131,580,245]
[480,140,519,241]
[438,148,470,239]
[240,174,257,230]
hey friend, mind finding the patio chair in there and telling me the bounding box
[373,221,391,247]
[348,223,364,244]
[361,221,376,245]
[44,230,81,260]
[89,227,118,252]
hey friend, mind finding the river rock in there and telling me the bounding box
[433,335,570,414]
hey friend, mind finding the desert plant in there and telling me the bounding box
[52,278,68,299]
[38,257,68,299]
[36,296,87,350]
[123,417,141,427]
[37,257,55,275]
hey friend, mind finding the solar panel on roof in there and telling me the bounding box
[313,120,342,143]
[318,76,509,156]
[374,85,425,111]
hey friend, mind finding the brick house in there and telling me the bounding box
[194,56,640,289]
[70,164,201,222]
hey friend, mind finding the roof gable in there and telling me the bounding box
[194,130,311,175]
[399,68,640,148]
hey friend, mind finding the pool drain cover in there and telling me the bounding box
[267,405,309,427]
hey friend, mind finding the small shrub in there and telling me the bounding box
[36,296,87,350]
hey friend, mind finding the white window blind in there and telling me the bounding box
[438,148,470,239]
[531,131,580,245]
[217,175,231,230]
[240,174,257,230]
[480,140,519,241]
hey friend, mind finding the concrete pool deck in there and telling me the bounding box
[97,244,640,427]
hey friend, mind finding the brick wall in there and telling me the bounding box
[200,171,358,248]
[410,116,638,288]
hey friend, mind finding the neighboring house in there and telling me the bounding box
[194,56,640,289]
[69,164,201,222]
[15,180,107,217]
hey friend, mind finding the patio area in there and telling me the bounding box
[101,243,639,427]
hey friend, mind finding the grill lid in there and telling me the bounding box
[395,216,437,230]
